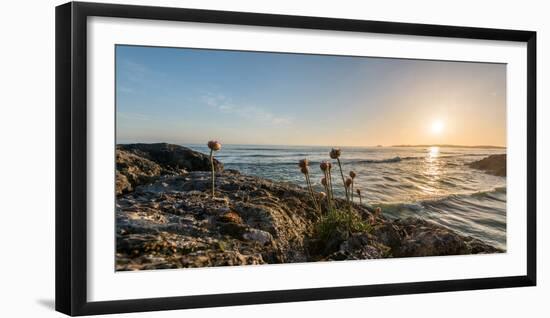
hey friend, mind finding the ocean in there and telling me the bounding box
[188,144,506,250]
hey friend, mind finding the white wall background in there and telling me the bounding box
[0,0,547,316]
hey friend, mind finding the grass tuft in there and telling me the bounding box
[313,209,372,243]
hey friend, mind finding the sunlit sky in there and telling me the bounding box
[116,45,506,147]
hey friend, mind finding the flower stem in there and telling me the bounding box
[336,158,349,202]
[305,173,320,213]
[323,171,333,211]
[328,167,334,202]
[209,149,215,198]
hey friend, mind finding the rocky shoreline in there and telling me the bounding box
[468,154,506,177]
[116,143,502,271]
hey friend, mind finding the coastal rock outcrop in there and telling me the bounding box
[119,143,223,172]
[116,143,223,195]
[468,154,506,177]
[115,149,502,271]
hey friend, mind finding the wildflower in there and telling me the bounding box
[329,148,341,159]
[300,166,310,175]
[207,140,222,151]
[345,177,352,188]
[320,177,332,211]
[356,188,363,204]
[331,148,349,202]
[375,207,382,218]
[207,140,221,198]
[349,171,356,179]
[320,161,330,171]
[298,158,309,169]
[370,207,382,225]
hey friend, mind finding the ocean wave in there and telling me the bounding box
[218,153,312,158]
[375,187,507,215]
[354,156,418,164]
[352,154,483,164]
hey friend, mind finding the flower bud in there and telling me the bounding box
[207,140,222,151]
[345,177,352,188]
[320,161,330,171]
[298,158,309,169]
[350,171,356,179]
[300,166,309,175]
[329,148,341,159]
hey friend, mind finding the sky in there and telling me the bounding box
[116,45,506,147]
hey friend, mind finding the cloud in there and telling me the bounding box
[201,94,293,126]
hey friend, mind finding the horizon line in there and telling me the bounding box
[116,141,507,149]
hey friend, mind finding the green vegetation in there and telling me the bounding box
[313,209,372,243]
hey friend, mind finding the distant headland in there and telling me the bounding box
[391,144,506,149]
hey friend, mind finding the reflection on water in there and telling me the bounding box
[188,144,507,250]
[424,146,442,195]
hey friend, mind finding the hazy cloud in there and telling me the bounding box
[201,93,293,126]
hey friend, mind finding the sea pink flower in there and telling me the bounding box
[300,166,310,175]
[330,148,341,159]
[320,161,330,172]
[345,177,352,188]
[298,158,309,169]
[321,177,327,186]
[349,171,356,179]
[207,140,222,151]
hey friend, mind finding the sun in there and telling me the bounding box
[431,120,444,134]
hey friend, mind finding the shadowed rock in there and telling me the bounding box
[119,143,223,172]
[468,154,506,177]
[116,143,223,195]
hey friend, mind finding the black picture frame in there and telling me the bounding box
[55,1,537,316]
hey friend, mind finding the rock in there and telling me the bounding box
[116,170,320,270]
[468,154,506,177]
[116,148,164,192]
[116,171,132,195]
[392,218,499,257]
[243,228,274,245]
[373,222,403,250]
[217,211,243,224]
[115,143,503,271]
[116,143,224,196]
[118,143,223,172]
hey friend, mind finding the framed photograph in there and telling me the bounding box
[55,1,536,316]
